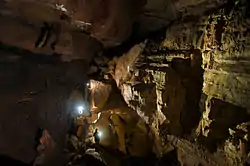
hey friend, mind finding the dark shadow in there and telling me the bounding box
[155,149,181,166]
[0,42,61,64]
[103,26,167,58]
[122,156,156,166]
[197,98,250,152]
[89,143,156,166]
[215,16,225,48]
[98,80,130,111]
[34,22,51,48]
[34,127,43,150]
[0,155,30,166]
[171,49,204,135]
[72,154,107,166]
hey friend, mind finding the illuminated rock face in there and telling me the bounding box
[195,2,250,162]
[107,1,250,164]
[89,80,112,111]
[200,5,250,110]
[113,40,203,137]
[151,1,250,164]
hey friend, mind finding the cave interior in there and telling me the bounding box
[0,0,250,166]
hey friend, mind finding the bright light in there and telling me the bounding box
[98,131,103,138]
[93,112,101,124]
[77,106,84,114]
[86,83,90,87]
[55,4,68,12]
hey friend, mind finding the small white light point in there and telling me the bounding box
[77,106,84,114]
[98,131,103,137]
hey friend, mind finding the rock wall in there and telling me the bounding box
[196,0,250,163]
[110,0,250,164]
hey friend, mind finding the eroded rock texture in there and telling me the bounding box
[108,0,250,165]
[196,1,250,163]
